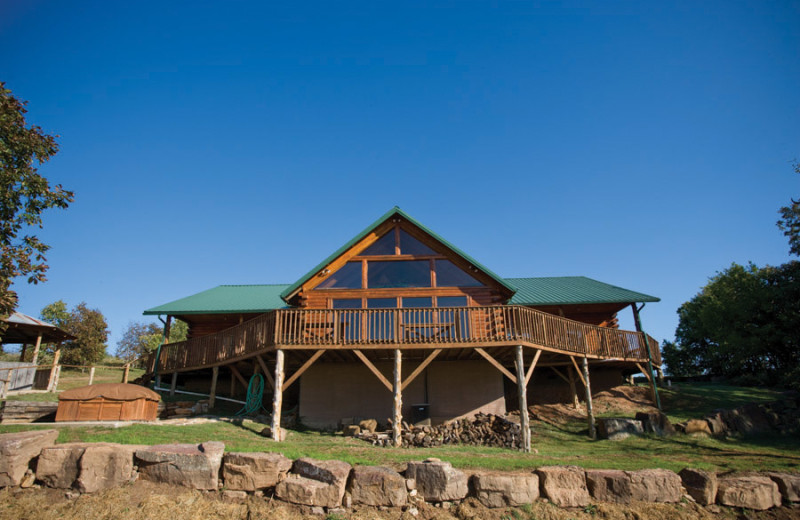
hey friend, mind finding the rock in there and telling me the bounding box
[76,445,137,493]
[222,452,292,491]
[36,444,86,489]
[275,475,343,507]
[259,427,287,441]
[19,470,35,488]
[585,469,632,504]
[359,419,378,433]
[678,468,718,506]
[0,429,59,487]
[135,442,225,490]
[343,425,361,437]
[405,459,468,502]
[717,474,781,510]
[222,490,248,500]
[406,478,416,491]
[766,472,800,502]
[635,412,676,436]
[535,465,590,508]
[626,469,682,503]
[595,418,644,440]
[348,466,407,507]
[471,472,539,508]
[684,419,711,435]
[705,412,727,435]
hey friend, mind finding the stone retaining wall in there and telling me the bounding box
[1,430,798,515]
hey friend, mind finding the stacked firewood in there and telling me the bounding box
[355,413,522,449]
[158,400,210,419]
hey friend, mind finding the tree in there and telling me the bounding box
[777,162,800,257]
[116,319,188,367]
[0,83,74,329]
[40,300,108,366]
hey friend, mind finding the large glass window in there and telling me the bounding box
[317,262,363,289]
[437,296,468,307]
[367,260,430,288]
[435,260,484,287]
[331,299,362,309]
[402,297,433,308]
[398,229,437,256]
[361,232,395,256]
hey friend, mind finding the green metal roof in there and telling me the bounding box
[279,206,515,301]
[506,276,660,306]
[144,277,658,316]
[143,284,289,316]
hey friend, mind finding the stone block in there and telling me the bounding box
[136,441,224,490]
[766,472,800,503]
[0,429,59,487]
[678,468,717,506]
[585,469,631,504]
[275,475,342,507]
[717,474,781,510]
[77,445,137,493]
[405,458,468,502]
[36,444,86,489]
[626,469,682,503]
[222,452,292,491]
[596,418,644,440]
[635,412,676,436]
[535,465,590,508]
[471,472,539,508]
[348,465,407,507]
[684,419,711,435]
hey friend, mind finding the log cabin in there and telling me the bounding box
[143,207,661,450]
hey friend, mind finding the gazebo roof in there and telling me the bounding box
[1,312,74,344]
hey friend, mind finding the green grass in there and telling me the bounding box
[1,381,797,474]
[658,382,786,422]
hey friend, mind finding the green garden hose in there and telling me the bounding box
[235,373,269,416]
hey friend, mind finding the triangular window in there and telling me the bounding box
[398,229,437,255]
[435,260,485,287]
[361,232,395,256]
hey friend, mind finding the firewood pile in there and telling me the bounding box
[158,400,209,419]
[354,413,523,449]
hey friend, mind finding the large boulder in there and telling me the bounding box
[684,419,712,435]
[348,466,407,507]
[135,442,224,490]
[0,429,59,487]
[766,472,800,503]
[471,472,539,508]
[222,452,292,491]
[635,412,676,436]
[535,465,590,507]
[678,468,718,506]
[76,444,139,493]
[704,412,728,436]
[36,444,86,489]
[585,469,632,504]
[626,469,682,503]
[405,458,468,502]
[596,418,644,441]
[717,474,781,510]
[275,475,343,507]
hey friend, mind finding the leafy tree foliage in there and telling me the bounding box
[664,262,800,389]
[777,162,800,257]
[0,83,73,328]
[116,319,188,367]
[40,300,108,366]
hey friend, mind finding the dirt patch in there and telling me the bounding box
[529,385,657,428]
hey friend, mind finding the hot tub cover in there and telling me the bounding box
[58,383,160,402]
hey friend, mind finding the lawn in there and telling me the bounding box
[1,381,797,474]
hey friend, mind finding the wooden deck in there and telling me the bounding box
[147,305,660,375]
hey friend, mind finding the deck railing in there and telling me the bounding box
[149,305,661,374]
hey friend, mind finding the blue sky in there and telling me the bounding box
[2,1,798,354]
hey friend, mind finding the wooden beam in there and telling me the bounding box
[230,365,248,388]
[88,367,96,386]
[474,347,516,384]
[169,371,177,396]
[570,356,587,388]
[164,315,172,344]
[209,366,219,409]
[393,349,402,447]
[635,362,658,404]
[256,354,275,389]
[283,350,324,391]
[568,366,579,409]
[524,349,542,386]
[582,356,596,439]
[549,366,570,384]
[515,346,531,452]
[47,347,61,392]
[31,334,42,365]
[401,348,441,391]
[122,364,130,384]
[272,350,285,441]
[353,350,392,391]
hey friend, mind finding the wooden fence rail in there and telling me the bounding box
[149,305,662,374]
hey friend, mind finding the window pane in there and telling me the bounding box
[332,299,362,309]
[398,229,437,256]
[437,296,468,307]
[402,297,432,308]
[367,298,396,308]
[361,232,396,256]
[317,262,362,289]
[435,260,484,287]
[367,260,430,288]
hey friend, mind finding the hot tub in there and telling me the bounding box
[56,383,160,422]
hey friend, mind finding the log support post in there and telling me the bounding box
[18,344,28,362]
[32,334,42,365]
[122,364,130,384]
[88,366,96,386]
[48,347,61,392]
[272,349,285,441]
[568,366,579,409]
[514,345,531,453]
[209,366,219,409]
[170,371,178,396]
[393,348,402,447]
[581,356,596,439]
